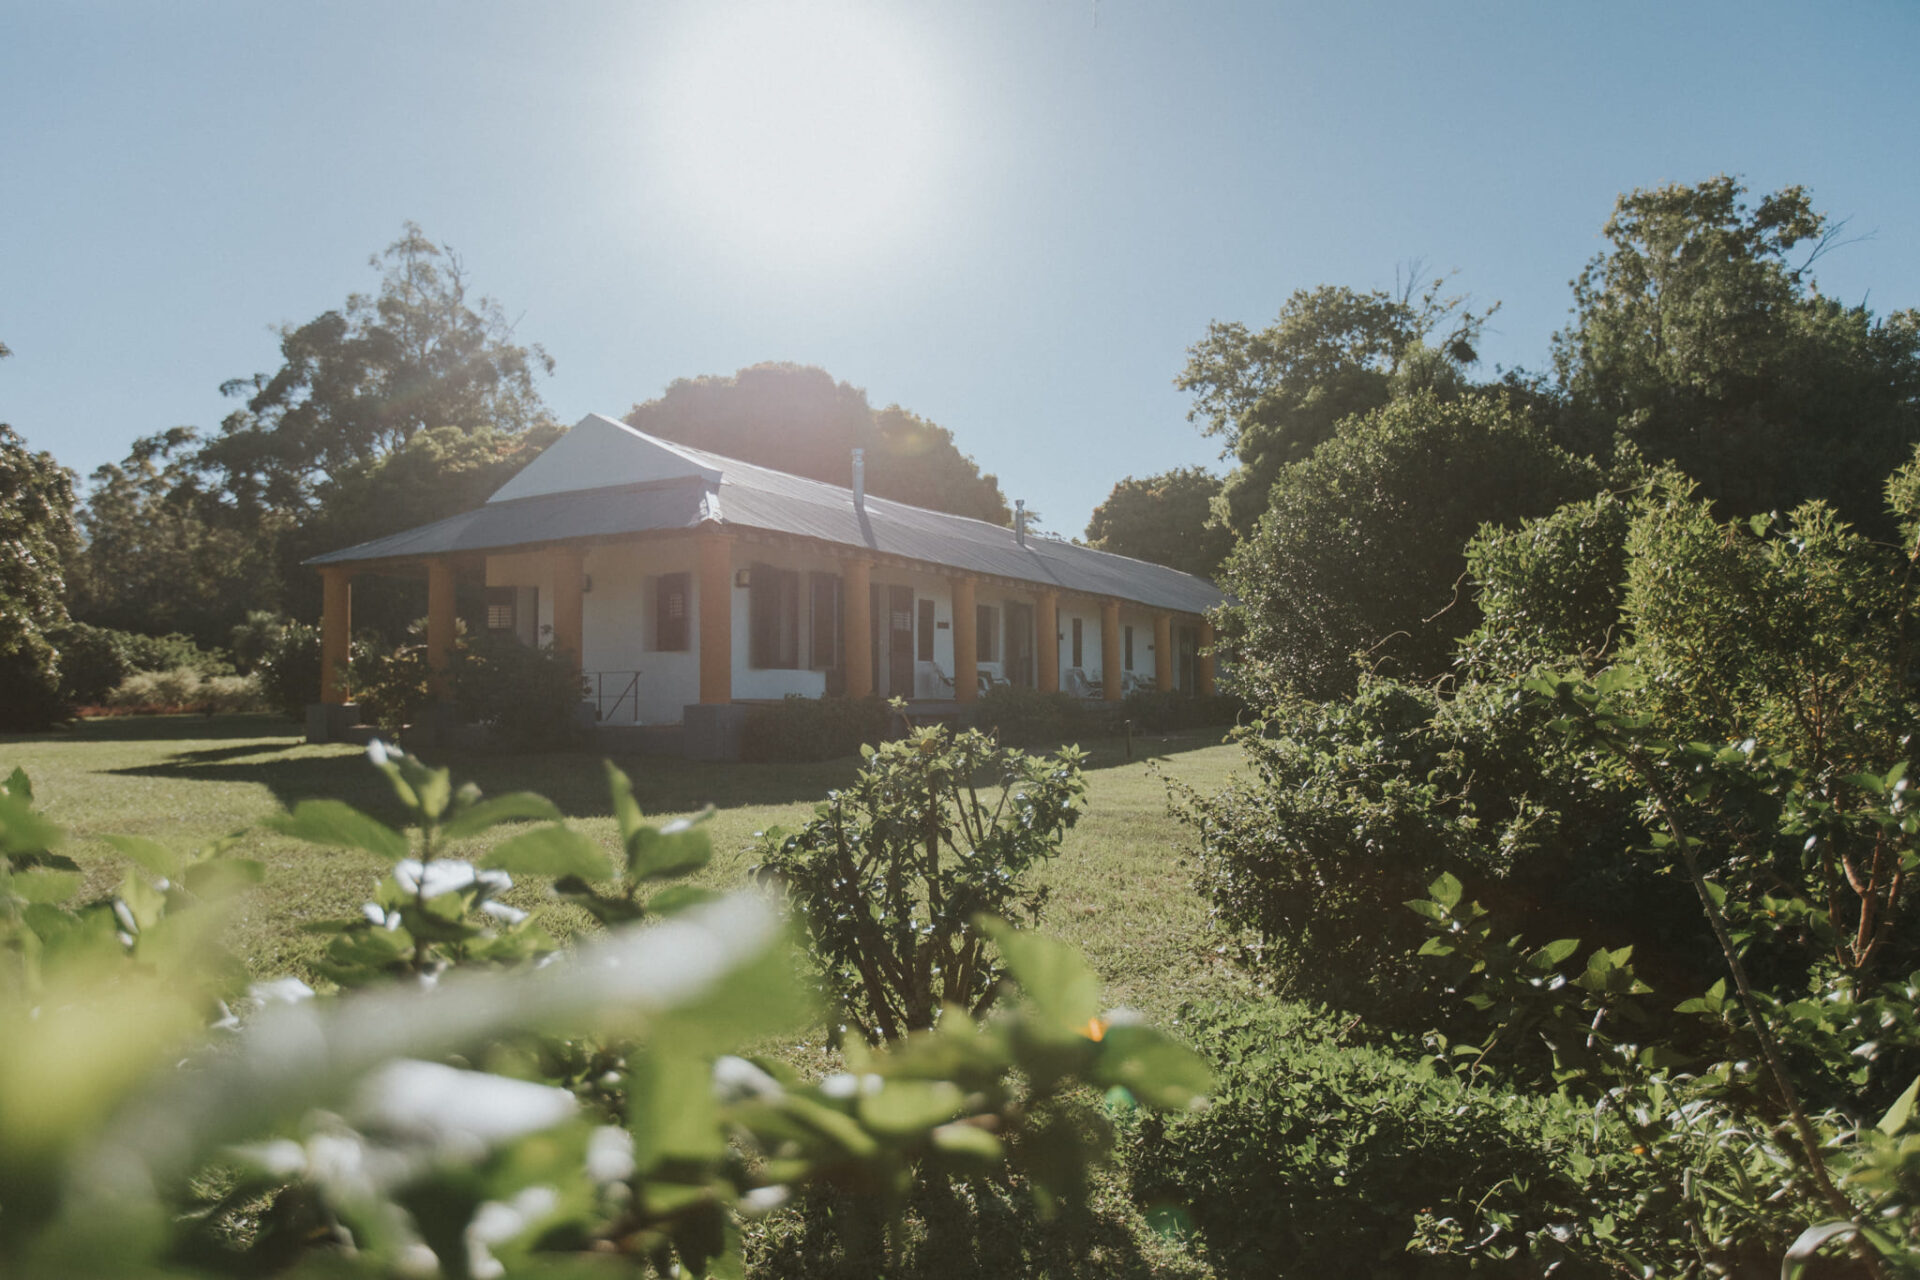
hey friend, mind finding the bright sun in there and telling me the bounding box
[648,3,947,270]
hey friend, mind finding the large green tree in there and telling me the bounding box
[197,222,556,517]
[625,363,1012,524]
[1083,466,1234,579]
[68,428,280,647]
[0,414,78,728]
[1554,176,1920,534]
[1218,390,1598,701]
[1178,280,1494,533]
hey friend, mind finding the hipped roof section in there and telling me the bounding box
[307,414,1224,616]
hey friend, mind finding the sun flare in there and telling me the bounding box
[647,3,947,270]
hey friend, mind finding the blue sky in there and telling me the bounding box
[3,0,1916,536]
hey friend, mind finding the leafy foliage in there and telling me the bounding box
[1128,998,1609,1277]
[0,424,77,731]
[1084,466,1235,579]
[452,629,587,749]
[1553,176,1920,536]
[0,749,1208,1279]
[971,684,1097,748]
[1216,390,1598,700]
[1178,279,1494,533]
[754,727,1087,1043]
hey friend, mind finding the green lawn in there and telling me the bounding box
[0,714,1250,1022]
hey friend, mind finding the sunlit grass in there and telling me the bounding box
[0,715,1249,1020]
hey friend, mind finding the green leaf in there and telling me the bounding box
[979,917,1102,1032]
[482,825,612,881]
[930,1121,1004,1163]
[1094,1024,1213,1109]
[0,791,62,858]
[1404,898,1447,922]
[1427,872,1463,909]
[858,1080,965,1136]
[1783,1222,1860,1279]
[629,811,714,881]
[4,767,32,801]
[1532,938,1580,968]
[1878,1073,1920,1136]
[630,1052,727,1170]
[440,792,562,842]
[267,800,409,862]
[10,867,81,905]
[101,834,184,881]
[605,760,644,851]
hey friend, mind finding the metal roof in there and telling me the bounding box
[308,417,1224,616]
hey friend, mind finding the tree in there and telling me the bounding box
[1218,390,1598,701]
[1083,466,1234,579]
[625,363,1011,524]
[197,222,555,517]
[1178,279,1494,533]
[0,420,77,729]
[1554,176,1920,535]
[68,428,280,647]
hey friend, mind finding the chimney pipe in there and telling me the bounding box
[852,448,865,510]
[1015,499,1026,547]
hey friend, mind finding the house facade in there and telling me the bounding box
[307,415,1223,751]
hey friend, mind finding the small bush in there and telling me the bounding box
[971,684,1094,747]
[753,726,1087,1042]
[0,640,67,730]
[740,694,892,762]
[48,622,134,705]
[118,630,233,676]
[255,619,321,719]
[1125,998,1602,1278]
[453,631,586,748]
[101,667,266,714]
[346,637,435,736]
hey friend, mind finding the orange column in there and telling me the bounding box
[1153,611,1174,692]
[551,546,586,676]
[320,568,352,705]
[1035,590,1059,693]
[1101,599,1123,702]
[698,534,732,704]
[1198,619,1217,696]
[426,558,456,701]
[842,558,873,697]
[951,575,978,703]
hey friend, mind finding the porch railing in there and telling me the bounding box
[586,670,642,724]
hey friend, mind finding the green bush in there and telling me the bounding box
[970,684,1094,747]
[254,619,320,719]
[0,645,66,731]
[345,634,435,736]
[452,630,587,748]
[740,693,892,762]
[117,629,232,676]
[1126,998,1607,1278]
[754,727,1087,1042]
[47,622,132,706]
[102,667,265,714]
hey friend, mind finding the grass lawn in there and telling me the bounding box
[0,714,1252,1023]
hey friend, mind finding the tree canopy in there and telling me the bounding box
[625,363,1012,525]
[1553,176,1920,534]
[0,420,77,729]
[1217,390,1598,700]
[1083,466,1233,579]
[1178,279,1494,533]
[196,222,555,516]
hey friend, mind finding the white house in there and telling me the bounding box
[306,414,1223,754]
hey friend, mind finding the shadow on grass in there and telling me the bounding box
[85,716,1233,825]
[2,713,305,746]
